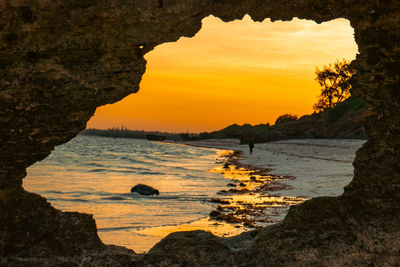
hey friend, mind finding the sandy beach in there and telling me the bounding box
[24,137,366,253]
[179,138,365,207]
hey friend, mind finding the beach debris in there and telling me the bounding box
[217,206,224,211]
[208,149,305,229]
[130,184,159,196]
[243,221,256,228]
[209,198,230,204]
[209,210,221,218]
[228,188,251,194]
[257,180,293,193]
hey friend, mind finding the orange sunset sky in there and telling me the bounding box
[87,15,358,133]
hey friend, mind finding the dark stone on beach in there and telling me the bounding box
[228,188,250,194]
[131,184,159,196]
[209,198,230,205]
[243,221,256,228]
[209,210,221,218]
[227,183,236,187]
[217,205,225,212]
[250,176,256,181]
[223,163,230,169]
[239,183,246,187]
[215,213,242,224]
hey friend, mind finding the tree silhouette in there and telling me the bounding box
[275,113,298,125]
[313,59,352,112]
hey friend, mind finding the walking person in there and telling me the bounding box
[249,139,254,154]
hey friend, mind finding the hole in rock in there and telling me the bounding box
[24,15,364,253]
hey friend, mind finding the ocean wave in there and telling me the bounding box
[43,190,69,194]
[25,135,228,251]
[48,197,90,203]
[87,162,105,167]
[97,192,210,202]
[89,167,152,174]
[139,171,164,175]
[69,198,90,203]
[101,196,127,201]
[98,226,137,232]
[44,190,92,196]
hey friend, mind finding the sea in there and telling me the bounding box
[24,135,232,253]
[23,135,364,253]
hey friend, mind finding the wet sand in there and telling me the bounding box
[169,138,365,235]
[207,150,305,228]
[178,138,365,198]
[128,147,307,252]
[103,138,364,252]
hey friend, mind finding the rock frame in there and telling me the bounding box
[1,0,400,265]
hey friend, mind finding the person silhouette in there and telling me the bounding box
[249,139,254,154]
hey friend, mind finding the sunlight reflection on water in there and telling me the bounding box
[24,135,234,252]
[24,135,307,253]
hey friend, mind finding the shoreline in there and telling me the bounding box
[167,139,311,230]
[125,142,307,253]
[169,138,365,234]
[24,136,364,254]
[176,138,364,199]
[207,149,305,228]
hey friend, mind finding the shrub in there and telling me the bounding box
[327,96,365,123]
[275,114,298,125]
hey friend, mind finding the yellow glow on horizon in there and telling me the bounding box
[87,15,358,133]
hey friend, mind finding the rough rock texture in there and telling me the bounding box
[1,0,400,265]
